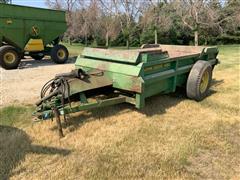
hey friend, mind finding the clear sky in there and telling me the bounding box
[12,0,47,8]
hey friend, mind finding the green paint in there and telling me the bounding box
[82,48,140,64]
[75,57,142,76]
[35,46,219,120]
[0,3,66,50]
[61,96,126,115]
[76,46,218,109]
[80,93,88,103]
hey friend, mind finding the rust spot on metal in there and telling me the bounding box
[96,63,108,71]
[160,45,204,58]
[130,76,142,93]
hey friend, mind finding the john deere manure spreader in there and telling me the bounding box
[34,44,219,137]
[0,4,68,69]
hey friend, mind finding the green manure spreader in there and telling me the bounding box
[0,4,68,69]
[34,44,219,137]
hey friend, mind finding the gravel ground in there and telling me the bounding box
[0,57,76,107]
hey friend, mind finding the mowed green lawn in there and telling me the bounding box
[0,45,239,179]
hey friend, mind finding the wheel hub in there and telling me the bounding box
[3,52,16,64]
[200,71,209,93]
[57,49,65,59]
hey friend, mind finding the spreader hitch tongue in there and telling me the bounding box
[35,69,87,106]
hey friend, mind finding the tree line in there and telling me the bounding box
[2,0,239,47]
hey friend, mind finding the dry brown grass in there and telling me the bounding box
[0,45,239,180]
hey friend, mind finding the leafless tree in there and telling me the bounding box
[141,0,172,44]
[100,0,147,48]
[45,0,78,11]
[45,0,63,9]
[98,0,121,47]
[174,0,211,46]
[173,0,239,46]
[83,0,101,45]
[99,15,121,47]
[45,0,78,44]
[70,0,102,46]
[45,0,240,46]
[221,0,240,33]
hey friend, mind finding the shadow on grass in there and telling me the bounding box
[18,56,77,69]
[55,88,188,132]
[50,79,222,134]
[0,126,71,180]
[204,78,224,98]
[211,78,224,87]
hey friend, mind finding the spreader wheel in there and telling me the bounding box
[186,60,212,101]
[0,45,21,70]
[51,44,69,64]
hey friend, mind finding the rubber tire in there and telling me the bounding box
[50,44,69,64]
[31,54,44,60]
[0,45,21,70]
[186,60,212,101]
